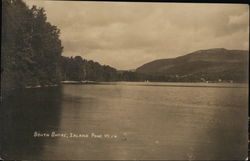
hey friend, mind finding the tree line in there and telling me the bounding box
[61,56,118,82]
[60,56,159,82]
[2,0,62,88]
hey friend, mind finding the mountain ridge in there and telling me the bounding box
[136,48,248,82]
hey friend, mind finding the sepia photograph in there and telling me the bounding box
[1,0,249,160]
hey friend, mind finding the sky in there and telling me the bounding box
[24,0,249,70]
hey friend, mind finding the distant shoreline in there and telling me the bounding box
[61,81,248,89]
[1,81,247,91]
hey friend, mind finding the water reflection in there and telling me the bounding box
[1,87,63,160]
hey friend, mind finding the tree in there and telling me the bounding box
[1,0,63,88]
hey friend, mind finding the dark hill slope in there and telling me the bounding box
[136,48,248,82]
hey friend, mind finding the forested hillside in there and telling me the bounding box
[1,0,63,88]
[61,56,118,82]
[136,48,248,82]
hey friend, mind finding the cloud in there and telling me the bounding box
[23,1,249,70]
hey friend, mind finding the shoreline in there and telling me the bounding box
[62,81,248,89]
[1,81,248,90]
[61,80,97,85]
[1,84,60,91]
[25,84,59,88]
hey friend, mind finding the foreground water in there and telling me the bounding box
[1,82,248,160]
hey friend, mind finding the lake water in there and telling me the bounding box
[1,82,248,160]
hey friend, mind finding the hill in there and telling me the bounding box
[136,48,248,82]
